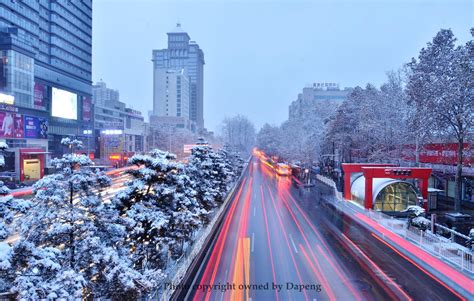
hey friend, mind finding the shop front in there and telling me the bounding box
[19,148,47,182]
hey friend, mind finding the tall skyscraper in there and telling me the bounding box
[152,23,205,130]
[0,0,92,180]
[153,69,190,121]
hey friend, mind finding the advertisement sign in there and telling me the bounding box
[0,112,23,138]
[24,116,48,139]
[52,87,78,120]
[0,104,17,112]
[34,82,46,108]
[183,144,199,154]
[0,93,14,105]
[401,143,473,165]
[83,96,91,121]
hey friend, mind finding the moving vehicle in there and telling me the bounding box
[276,163,291,176]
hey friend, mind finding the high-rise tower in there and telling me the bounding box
[152,23,204,131]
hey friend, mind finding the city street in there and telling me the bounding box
[189,157,464,301]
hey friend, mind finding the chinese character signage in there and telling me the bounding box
[0,112,23,138]
[24,116,48,139]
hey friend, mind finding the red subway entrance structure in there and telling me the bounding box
[342,163,432,210]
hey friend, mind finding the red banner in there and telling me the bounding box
[402,143,473,165]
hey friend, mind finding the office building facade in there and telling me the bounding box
[152,23,204,131]
[0,0,92,181]
[289,83,352,121]
[92,81,144,166]
[152,68,191,129]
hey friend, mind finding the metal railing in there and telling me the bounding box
[367,209,473,273]
[316,175,474,274]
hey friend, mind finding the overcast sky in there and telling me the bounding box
[92,0,473,133]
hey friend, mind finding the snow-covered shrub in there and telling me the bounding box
[403,205,425,217]
[411,216,431,231]
[467,228,474,250]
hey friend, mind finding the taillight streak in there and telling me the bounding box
[266,185,309,301]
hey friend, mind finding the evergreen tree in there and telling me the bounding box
[114,149,204,275]
[9,138,145,299]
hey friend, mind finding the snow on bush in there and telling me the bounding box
[403,205,425,217]
[411,216,431,230]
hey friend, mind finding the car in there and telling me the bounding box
[276,163,291,176]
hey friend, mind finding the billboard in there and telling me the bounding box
[0,93,14,105]
[34,82,47,108]
[24,116,48,139]
[0,112,23,138]
[51,87,77,120]
[83,96,91,121]
[183,144,199,154]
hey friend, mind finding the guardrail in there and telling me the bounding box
[316,174,474,274]
[368,210,473,273]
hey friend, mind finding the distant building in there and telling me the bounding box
[289,83,352,121]
[152,23,205,131]
[92,81,125,131]
[93,80,119,107]
[92,81,144,165]
[124,108,144,154]
[0,0,92,181]
[152,68,191,129]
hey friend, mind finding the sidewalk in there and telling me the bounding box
[315,175,474,299]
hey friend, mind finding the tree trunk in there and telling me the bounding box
[454,138,463,212]
[69,180,75,267]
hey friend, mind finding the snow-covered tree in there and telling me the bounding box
[146,124,197,158]
[256,124,282,157]
[219,143,244,182]
[114,149,204,275]
[407,28,473,212]
[222,115,256,155]
[186,139,233,219]
[8,138,145,299]
[0,142,31,240]
[323,72,410,164]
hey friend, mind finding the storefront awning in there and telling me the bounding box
[21,151,51,155]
